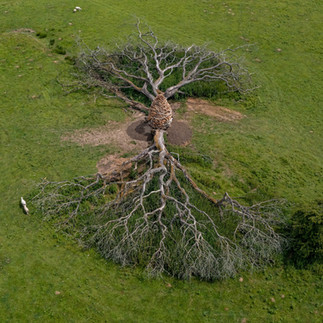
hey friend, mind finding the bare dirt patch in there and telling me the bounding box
[126,119,192,146]
[183,98,245,122]
[62,112,193,156]
[62,113,150,154]
[126,119,153,142]
[63,98,243,174]
[167,120,192,146]
[62,99,242,153]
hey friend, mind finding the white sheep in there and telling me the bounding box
[73,7,82,13]
[21,197,29,214]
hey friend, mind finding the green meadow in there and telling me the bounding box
[0,0,322,321]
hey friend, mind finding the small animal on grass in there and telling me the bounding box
[20,197,29,214]
[73,7,82,13]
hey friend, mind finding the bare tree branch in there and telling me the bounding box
[73,19,254,108]
[31,21,283,281]
[32,129,285,280]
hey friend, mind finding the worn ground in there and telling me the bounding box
[62,99,242,174]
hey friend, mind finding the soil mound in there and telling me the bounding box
[126,119,153,141]
[167,120,192,146]
[126,119,192,146]
[63,98,244,177]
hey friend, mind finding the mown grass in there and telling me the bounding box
[0,0,322,321]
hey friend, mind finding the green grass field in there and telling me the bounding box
[0,0,322,321]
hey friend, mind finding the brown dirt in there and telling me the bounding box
[62,99,242,150]
[63,98,243,174]
[183,98,245,122]
[61,113,150,154]
[126,119,192,146]
[126,119,153,142]
[167,120,192,146]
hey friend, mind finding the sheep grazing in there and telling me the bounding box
[73,7,82,13]
[20,197,29,214]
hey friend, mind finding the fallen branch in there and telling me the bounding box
[32,127,285,280]
[31,22,284,280]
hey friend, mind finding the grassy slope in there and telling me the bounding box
[0,0,322,321]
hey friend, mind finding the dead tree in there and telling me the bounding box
[33,21,284,280]
[72,20,254,112]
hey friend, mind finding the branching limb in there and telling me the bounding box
[32,131,284,280]
[71,19,254,110]
[33,21,278,281]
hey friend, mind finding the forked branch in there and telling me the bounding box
[73,20,254,109]
[33,130,284,280]
[32,21,281,280]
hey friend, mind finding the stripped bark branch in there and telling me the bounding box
[32,21,283,280]
[33,129,285,280]
[72,19,254,110]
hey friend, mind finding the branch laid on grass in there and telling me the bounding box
[70,19,254,110]
[32,20,284,280]
[33,128,284,280]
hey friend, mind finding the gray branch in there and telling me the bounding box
[74,19,254,107]
[32,130,285,280]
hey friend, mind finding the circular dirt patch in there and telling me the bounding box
[167,120,192,146]
[126,119,153,142]
[127,119,192,146]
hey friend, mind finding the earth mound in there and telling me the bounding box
[126,119,192,146]
[62,98,243,175]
